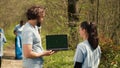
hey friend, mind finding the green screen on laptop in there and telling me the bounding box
[46,34,68,50]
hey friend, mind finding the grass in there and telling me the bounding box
[44,50,74,68]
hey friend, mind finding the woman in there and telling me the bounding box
[74,21,101,68]
[22,6,55,68]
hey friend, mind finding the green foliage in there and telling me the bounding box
[0,0,119,68]
[44,50,74,68]
[99,35,120,68]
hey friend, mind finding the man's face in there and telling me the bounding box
[40,11,45,22]
[37,11,45,27]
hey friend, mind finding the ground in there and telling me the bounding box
[2,45,22,68]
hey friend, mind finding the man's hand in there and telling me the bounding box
[41,50,55,56]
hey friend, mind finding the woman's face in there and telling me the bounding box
[79,27,86,38]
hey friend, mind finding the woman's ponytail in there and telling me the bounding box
[80,21,99,49]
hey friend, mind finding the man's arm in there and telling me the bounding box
[13,25,18,35]
[3,34,7,43]
[23,44,55,58]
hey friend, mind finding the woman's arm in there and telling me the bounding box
[74,62,82,68]
[23,44,55,58]
[74,45,84,68]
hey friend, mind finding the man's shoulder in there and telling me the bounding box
[14,24,20,30]
[22,23,32,32]
[15,24,20,27]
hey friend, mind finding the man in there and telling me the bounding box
[0,28,7,67]
[14,20,24,59]
[22,6,55,68]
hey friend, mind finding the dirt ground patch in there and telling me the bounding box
[1,45,22,68]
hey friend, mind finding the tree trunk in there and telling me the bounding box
[68,0,79,49]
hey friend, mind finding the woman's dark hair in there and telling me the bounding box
[26,6,45,20]
[80,21,99,49]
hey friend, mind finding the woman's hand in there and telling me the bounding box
[41,50,55,56]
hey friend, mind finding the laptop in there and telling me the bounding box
[46,34,68,51]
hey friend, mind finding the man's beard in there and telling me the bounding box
[37,21,41,27]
